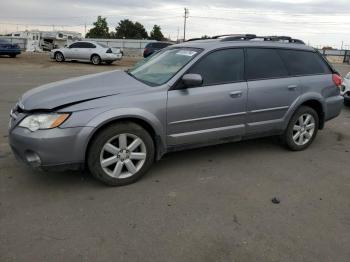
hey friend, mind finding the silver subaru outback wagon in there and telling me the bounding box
[9,34,344,186]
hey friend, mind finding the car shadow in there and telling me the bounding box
[18,136,281,188]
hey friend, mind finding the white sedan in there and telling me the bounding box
[341,72,350,105]
[50,41,122,65]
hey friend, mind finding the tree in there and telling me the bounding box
[134,22,148,39]
[114,19,148,39]
[86,16,110,38]
[150,25,164,41]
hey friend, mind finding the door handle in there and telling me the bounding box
[229,91,242,98]
[287,85,298,91]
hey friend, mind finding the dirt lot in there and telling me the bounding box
[1,53,350,262]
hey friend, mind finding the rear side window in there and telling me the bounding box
[188,48,244,86]
[84,42,96,48]
[246,48,288,80]
[278,50,331,76]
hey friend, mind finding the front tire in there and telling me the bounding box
[91,54,101,65]
[282,106,319,151]
[9,54,17,58]
[55,52,65,62]
[87,122,155,186]
[105,61,114,65]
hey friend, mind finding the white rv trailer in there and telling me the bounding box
[8,30,82,51]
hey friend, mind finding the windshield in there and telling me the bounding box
[128,48,201,86]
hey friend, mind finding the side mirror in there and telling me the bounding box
[182,74,203,88]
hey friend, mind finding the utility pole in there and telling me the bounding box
[183,8,189,41]
[84,23,87,37]
[341,41,344,50]
[176,27,179,43]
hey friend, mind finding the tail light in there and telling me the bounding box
[332,74,342,88]
[144,48,149,53]
[106,48,112,53]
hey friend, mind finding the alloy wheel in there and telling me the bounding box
[292,113,316,146]
[99,133,147,179]
[92,55,100,65]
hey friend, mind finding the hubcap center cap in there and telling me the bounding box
[118,150,128,160]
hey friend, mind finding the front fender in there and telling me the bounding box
[85,107,167,159]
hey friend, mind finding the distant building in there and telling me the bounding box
[8,30,82,51]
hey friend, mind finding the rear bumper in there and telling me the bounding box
[9,126,94,169]
[101,53,122,61]
[324,95,344,121]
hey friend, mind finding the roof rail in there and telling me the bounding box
[220,35,305,44]
[213,34,257,40]
[185,34,305,44]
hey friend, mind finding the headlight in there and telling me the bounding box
[19,113,70,132]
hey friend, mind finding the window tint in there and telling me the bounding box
[83,42,96,48]
[69,42,81,48]
[188,49,244,85]
[278,50,331,75]
[246,48,288,80]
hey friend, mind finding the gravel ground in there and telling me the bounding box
[0,53,350,262]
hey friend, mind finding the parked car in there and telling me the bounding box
[341,72,350,105]
[50,41,122,65]
[0,39,21,58]
[9,34,344,186]
[143,42,173,58]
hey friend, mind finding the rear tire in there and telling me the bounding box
[9,54,17,58]
[105,61,114,65]
[91,54,101,65]
[55,52,64,62]
[282,106,319,151]
[344,97,350,106]
[87,122,155,186]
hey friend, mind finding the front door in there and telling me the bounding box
[167,48,247,146]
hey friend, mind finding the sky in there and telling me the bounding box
[0,0,349,48]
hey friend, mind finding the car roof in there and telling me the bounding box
[173,39,315,52]
[76,40,97,44]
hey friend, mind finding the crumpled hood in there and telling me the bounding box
[20,70,148,110]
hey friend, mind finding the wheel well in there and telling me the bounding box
[85,117,159,164]
[301,100,325,129]
[54,51,63,57]
[90,53,100,60]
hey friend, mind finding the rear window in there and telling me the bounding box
[151,43,171,48]
[246,48,288,80]
[278,50,331,76]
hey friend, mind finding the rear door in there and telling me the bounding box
[167,48,248,146]
[79,42,96,60]
[245,48,301,134]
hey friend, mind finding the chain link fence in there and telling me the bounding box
[83,38,157,57]
[318,49,350,64]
